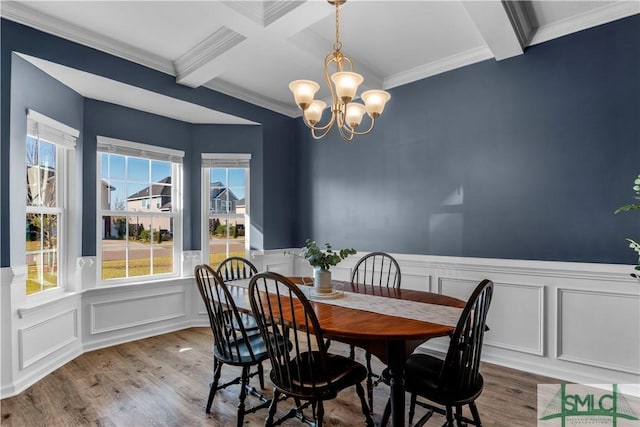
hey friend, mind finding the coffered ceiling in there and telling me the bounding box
[2,1,638,121]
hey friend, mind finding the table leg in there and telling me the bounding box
[387,341,406,427]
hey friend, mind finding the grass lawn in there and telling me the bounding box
[27,250,247,293]
[102,256,173,279]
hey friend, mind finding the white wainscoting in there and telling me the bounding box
[278,250,640,385]
[1,252,638,398]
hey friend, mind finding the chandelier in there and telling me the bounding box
[288,0,391,142]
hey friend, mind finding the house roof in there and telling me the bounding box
[210,182,238,201]
[127,176,171,200]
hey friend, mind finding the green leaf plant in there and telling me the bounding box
[299,239,356,271]
[614,174,640,280]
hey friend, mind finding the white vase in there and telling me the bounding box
[314,268,332,293]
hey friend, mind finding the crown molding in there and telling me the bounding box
[384,46,493,90]
[0,1,174,76]
[529,1,640,46]
[203,79,300,118]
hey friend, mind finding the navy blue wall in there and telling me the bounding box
[295,15,640,264]
[1,19,296,267]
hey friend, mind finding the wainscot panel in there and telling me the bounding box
[557,288,640,374]
[19,309,78,369]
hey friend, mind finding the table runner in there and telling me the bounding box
[228,278,462,328]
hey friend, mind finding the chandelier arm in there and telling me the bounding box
[341,55,354,72]
[311,126,334,140]
[325,53,340,96]
[337,124,356,142]
[343,116,376,136]
[303,109,336,132]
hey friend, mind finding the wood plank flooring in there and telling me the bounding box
[1,328,558,426]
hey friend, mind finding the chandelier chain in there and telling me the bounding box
[333,0,342,52]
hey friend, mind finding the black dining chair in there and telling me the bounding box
[379,279,494,427]
[216,256,261,330]
[216,256,258,282]
[349,251,402,410]
[248,271,375,427]
[194,264,290,427]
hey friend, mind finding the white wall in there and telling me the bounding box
[1,251,638,398]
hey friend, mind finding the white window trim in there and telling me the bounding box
[201,153,251,265]
[96,137,183,286]
[21,111,79,303]
[97,136,184,163]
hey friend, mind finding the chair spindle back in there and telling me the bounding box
[195,264,258,363]
[217,256,258,282]
[249,272,332,394]
[440,279,493,395]
[351,252,401,290]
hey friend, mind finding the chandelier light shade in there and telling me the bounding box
[289,0,390,141]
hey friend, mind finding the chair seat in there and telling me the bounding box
[215,333,288,366]
[381,353,484,405]
[271,351,369,399]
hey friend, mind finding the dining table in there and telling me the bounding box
[226,276,466,427]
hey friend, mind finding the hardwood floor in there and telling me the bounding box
[1,328,557,426]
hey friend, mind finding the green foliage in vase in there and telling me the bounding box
[301,239,356,271]
[615,174,640,279]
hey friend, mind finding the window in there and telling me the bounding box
[25,110,79,295]
[97,137,183,283]
[202,154,250,268]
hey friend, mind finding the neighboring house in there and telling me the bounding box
[236,198,245,215]
[209,182,238,213]
[125,176,172,235]
[208,183,245,236]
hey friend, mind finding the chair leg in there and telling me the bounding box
[455,405,465,427]
[257,362,265,389]
[380,399,391,427]
[349,344,355,360]
[206,357,223,413]
[236,366,249,427]
[444,405,455,427]
[408,393,417,425]
[355,382,375,427]
[469,402,482,426]
[365,351,374,411]
[265,388,280,427]
[316,400,324,426]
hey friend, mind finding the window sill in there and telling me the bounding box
[97,274,185,289]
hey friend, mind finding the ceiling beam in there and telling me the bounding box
[175,1,334,88]
[462,0,529,61]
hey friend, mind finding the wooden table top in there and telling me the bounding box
[228,276,466,343]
